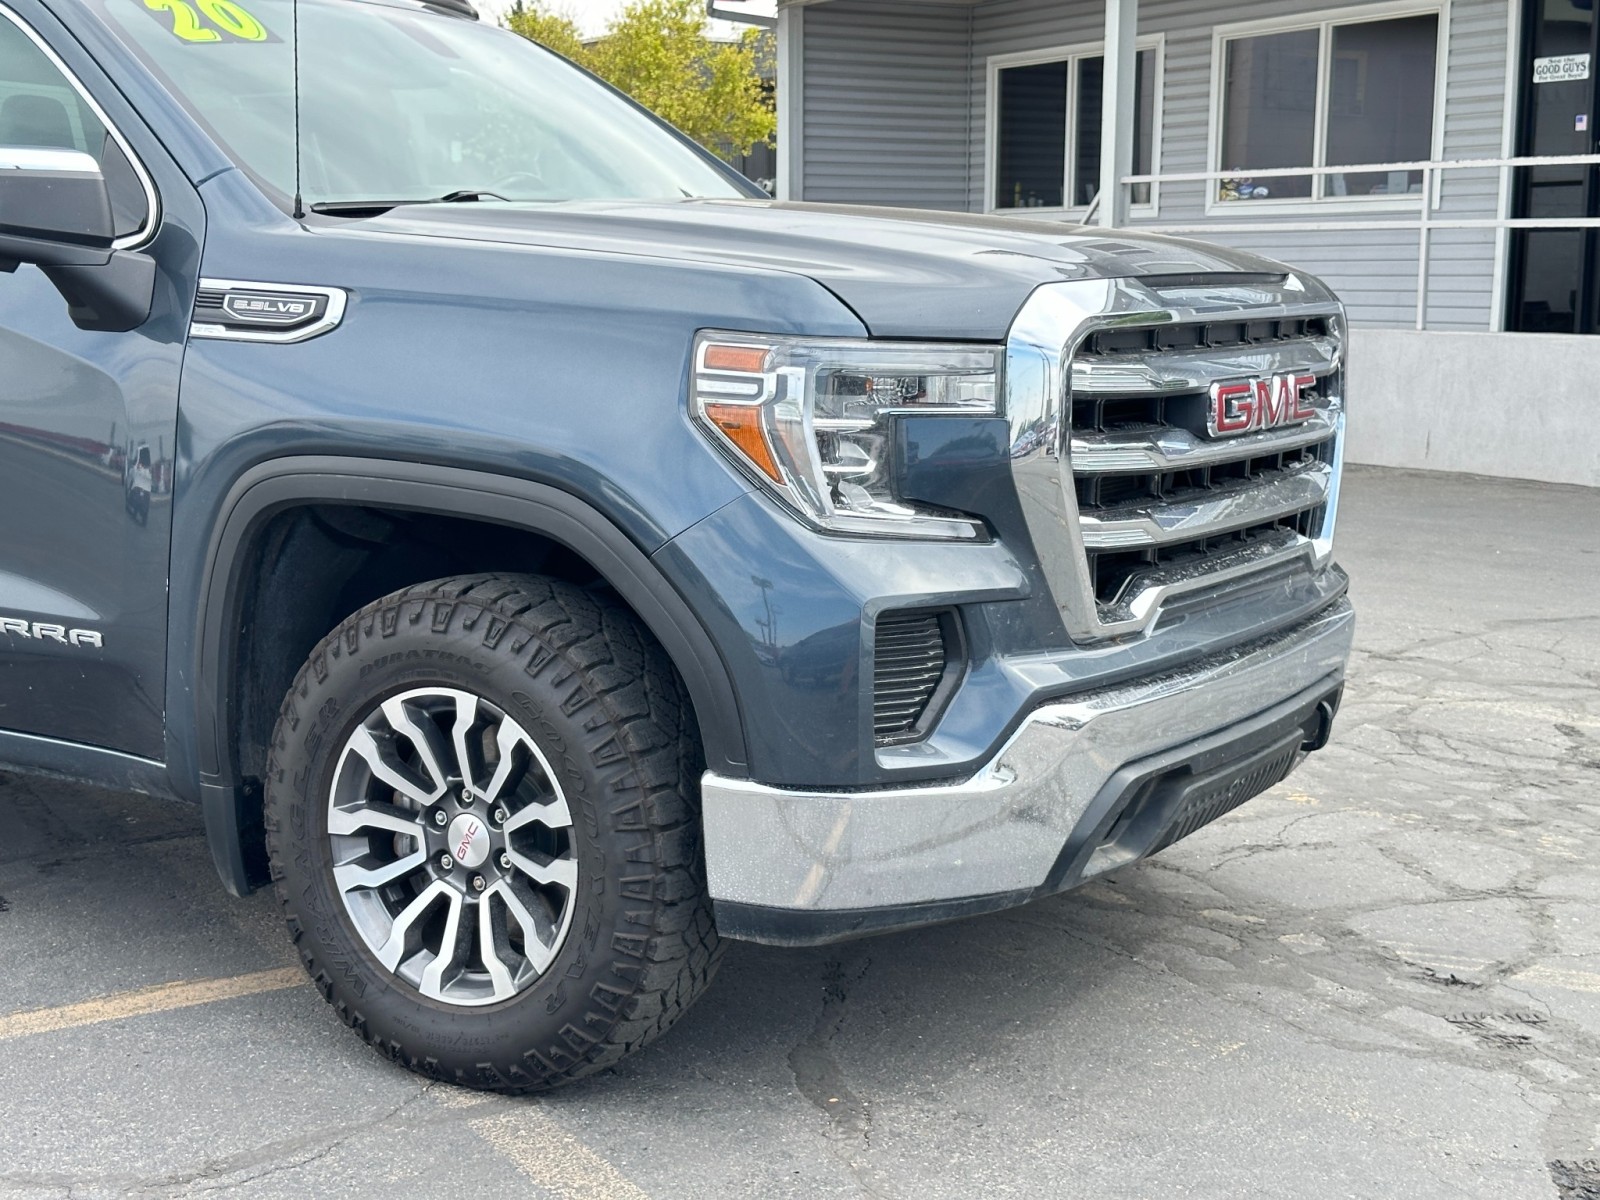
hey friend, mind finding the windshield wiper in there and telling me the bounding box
[310,190,514,216]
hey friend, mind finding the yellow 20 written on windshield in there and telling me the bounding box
[142,0,270,43]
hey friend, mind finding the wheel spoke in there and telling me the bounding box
[344,726,442,808]
[448,691,483,792]
[478,887,519,1001]
[497,880,559,975]
[507,847,578,893]
[502,791,572,834]
[478,716,531,807]
[380,696,455,798]
[375,879,451,972]
[333,848,426,893]
[418,888,467,1000]
[327,802,420,839]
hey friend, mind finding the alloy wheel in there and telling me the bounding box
[326,687,577,1007]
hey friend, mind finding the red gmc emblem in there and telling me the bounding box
[1208,373,1318,437]
[455,820,480,861]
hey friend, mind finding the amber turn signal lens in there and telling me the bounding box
[702,343,772,373]
[703,403,783,482]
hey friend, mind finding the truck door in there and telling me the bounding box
[0,2,193,760]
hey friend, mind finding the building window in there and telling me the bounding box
[996,60,1068,209]
[991,44,1158,212]
[1217,9,1440,204]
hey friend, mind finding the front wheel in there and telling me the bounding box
[263,574,721,1091]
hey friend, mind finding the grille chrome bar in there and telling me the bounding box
[1079,460,1332,549]
[1070,337,1339,396]
[1106,528,1313,627]
[1071,411,1339,474]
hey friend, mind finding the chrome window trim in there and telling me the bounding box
[0,2,161,251]
[1003,275,1345,643]
[0,145,98,172]
[190,278,348,344]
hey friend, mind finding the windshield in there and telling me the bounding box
[91,0,750,208]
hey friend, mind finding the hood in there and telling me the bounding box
[348,199,1301,340]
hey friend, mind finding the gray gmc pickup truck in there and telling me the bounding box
[0,0,1352,1090]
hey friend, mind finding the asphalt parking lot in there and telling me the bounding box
[0,464,1597,1200]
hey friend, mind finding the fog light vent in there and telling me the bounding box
[873,611,949,743]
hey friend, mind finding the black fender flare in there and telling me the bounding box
[193,456,747,895]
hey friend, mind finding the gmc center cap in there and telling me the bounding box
[447,814,492,869]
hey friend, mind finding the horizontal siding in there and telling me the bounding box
[1182,230,1425,327]
[800,2,973,209]
[795,0,1514,331]
[970,0,1513,330]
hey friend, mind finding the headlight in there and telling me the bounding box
[692,332,1000,540]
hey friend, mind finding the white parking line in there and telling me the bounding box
[2,969,649,1197]
[0,967,304,1042]
[1511,965,1600,995]
[473,1109,652,1200]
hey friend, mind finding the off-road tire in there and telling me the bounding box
[263,573,722,1091]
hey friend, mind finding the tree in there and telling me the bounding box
[504,1,584,61]
[506,0,776,163]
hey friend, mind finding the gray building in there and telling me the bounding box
[767,0,1600,485]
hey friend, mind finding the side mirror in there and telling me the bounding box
[0,146,114,265]
[0,146,154,332]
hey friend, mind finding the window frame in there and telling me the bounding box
[0,2,159,249]
[1206,0,1451,217]
[984,34,1165,220]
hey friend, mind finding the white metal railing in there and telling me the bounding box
[1118,155,1600,331]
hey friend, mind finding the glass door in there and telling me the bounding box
[1508,0,1599,334]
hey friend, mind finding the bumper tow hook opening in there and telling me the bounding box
[1302,688,1344,754]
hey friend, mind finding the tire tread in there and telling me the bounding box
[263,572,721,1092]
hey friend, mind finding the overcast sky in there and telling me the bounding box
[478,0,777,37]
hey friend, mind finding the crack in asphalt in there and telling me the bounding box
[787,953,904,1199]
[789,955,874,1140]
[0,1085,439,1197]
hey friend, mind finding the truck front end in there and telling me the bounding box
[677,270,1352,944]
[52,0,1354,1084]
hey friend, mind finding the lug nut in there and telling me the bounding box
[432,809,448,827]
[498,851,512,871]
[493,806,509,824]
[439,853,454,871]
[471,874,486,893]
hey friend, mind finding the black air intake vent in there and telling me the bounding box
[873,611,952,744]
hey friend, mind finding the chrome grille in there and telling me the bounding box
[1067,315,1342,629]
[1002,276,1346,643]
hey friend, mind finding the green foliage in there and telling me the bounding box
[503,1,584,61]
[506,0,776,162]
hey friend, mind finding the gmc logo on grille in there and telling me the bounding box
[1209,373,1317,437]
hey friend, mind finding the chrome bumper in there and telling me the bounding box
[702,598,1353,942]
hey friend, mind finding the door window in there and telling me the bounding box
[0,10,149,239]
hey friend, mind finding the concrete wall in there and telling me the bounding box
[1345,330,1600,487]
